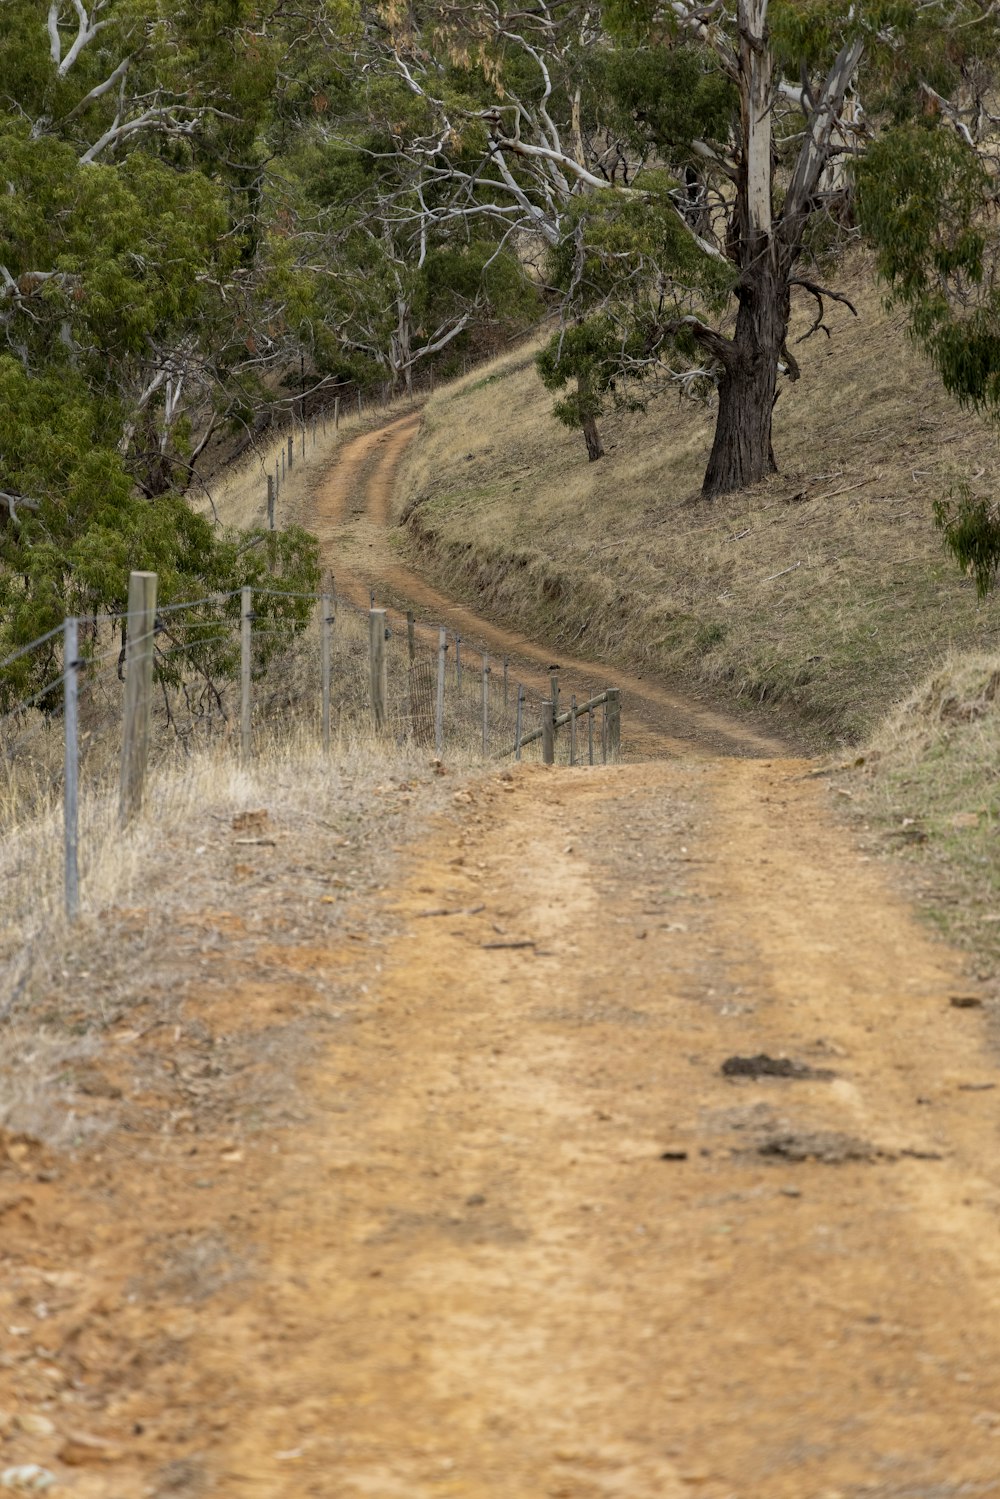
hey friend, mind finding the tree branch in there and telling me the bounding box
[788,277,858,343]
[663,314,737,367]
[780,35,865,241]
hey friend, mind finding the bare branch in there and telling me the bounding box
[62,55,132,122]
[780,35,865,239]
[788,277,859,343]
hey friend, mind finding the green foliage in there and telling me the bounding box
[599,45,735,160]
[857,125,1000,422]
[856,126,988,307]
[934,489,1000,601]
[536,177,730,444]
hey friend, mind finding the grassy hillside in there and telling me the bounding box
[394,256,1000,749]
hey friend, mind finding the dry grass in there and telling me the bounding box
[198,393,423,534]
[839,652,1000,962]
[395,253,1000,749]
[0,721,481,1144]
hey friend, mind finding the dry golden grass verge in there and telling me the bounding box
[0,723,481,1146]
[838,653,1000,965]
[395,255,1000,749]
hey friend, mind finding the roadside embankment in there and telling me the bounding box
[393,262,1000,749]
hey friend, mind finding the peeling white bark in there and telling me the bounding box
[739,0,773,249]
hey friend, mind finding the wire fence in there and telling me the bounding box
[0,572,622,921]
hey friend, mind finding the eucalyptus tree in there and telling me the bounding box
[378,0,1000,496]
[0,0,339,680]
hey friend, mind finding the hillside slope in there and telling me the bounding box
[394,257,1000,747]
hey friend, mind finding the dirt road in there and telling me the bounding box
[308,414,786,760]
[4,421,1000,1498]
[207,759,1000,1498]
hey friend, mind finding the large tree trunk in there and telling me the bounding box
[582,411,604,462]
[701,260,789,499]
[578,373,604,461]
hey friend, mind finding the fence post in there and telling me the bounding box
[407,610,416,664]
[455,633,462,688]
[435,626,447,754]
[541,700,555,765]
[321,584,333,753]
[548,666,560,719]
[287,433,294,472]
[267,473,275,531]
[119,570,158,826]
[601,701,608,764]
[301,423,306,460]
[588,707,594,766]
[481,652,490,755]
[503,655,509,706]
[275,457,280,498]
[322,408,327,438]
[64,617,79,921]
[369,608,388,732]
[606,688,621,762]
[240,586,253,759]
[570,695,577,767]
[515,684,524,762]
[334,396,340,430]
[281,445,286,480]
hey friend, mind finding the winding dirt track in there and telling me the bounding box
[309,413,787,760]
[5,415,1000,1497]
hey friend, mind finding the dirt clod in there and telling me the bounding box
[721,1053,835,1080]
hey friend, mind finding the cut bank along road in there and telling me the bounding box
[308,412,786,760]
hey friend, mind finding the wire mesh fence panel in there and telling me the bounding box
[408,656,436,747]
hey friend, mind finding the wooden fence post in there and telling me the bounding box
[119,570,158,825]
[321,584,333,753]
[334,396,341,430]
[588,707,594,765]
[287,433,294,472]
[515,684,524,761]
[407,610,416,664]
[570,695,577,766]
[369,608,388,732]
[241,585,253,759]
[606,688,621,762]
[503,655,509,706]
[281,445,285,480]
[601,701,608,764]
[481,652,490,755]
[64,616,80,921]
[267,473,275,531]
[548,667,560,720]
[322,408,327,437]
[275,457,280,498]
[541,699,555,765]
[435,626,447,754]
[301,423,306,459]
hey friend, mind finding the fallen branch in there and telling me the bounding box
[761,561,802,584]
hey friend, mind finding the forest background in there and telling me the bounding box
[6,0,1000,707]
